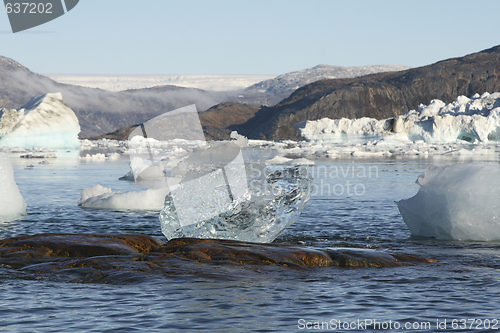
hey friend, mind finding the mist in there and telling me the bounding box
[3,66,238,137]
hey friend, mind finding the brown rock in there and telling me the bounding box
[0,234,437,283]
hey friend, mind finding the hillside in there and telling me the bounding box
[236,64,410,106]
[0,56,232,138]
[0,57,408,138]
[210,45,500,140]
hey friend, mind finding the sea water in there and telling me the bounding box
[1,150,500,332]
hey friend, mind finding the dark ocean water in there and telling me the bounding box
[1,154,500,332]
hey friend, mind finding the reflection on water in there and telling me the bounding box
[1,153,500,332]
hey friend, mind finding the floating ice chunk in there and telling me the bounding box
[350,150,391,158]
[0,93,81,149]
[20,153,57,159]
[127,158,166,181]
[0,147,28,153]
[230,131,249,147]
[79,184,113,203]
[79,153,106,159]
[0,153,27,220]
[78,184,169,211]
[397,162,500,240]
[106,153,121,159]
[264,153,315,166]
[266,156,294,164]
[160,164,312,243]
[290,158,315,166]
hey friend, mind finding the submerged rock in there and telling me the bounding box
[159,238,434,268]
[0,234,436,283]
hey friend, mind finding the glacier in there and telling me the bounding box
[295,92,500,144]
[0,93,81,150]
[0,153,27,221]
[397,162,500,241]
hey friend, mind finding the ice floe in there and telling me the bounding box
[397,162,500,241]
[0,153,27,221]
[78,184,169,211]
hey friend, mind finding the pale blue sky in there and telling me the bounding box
[1,0,500,75]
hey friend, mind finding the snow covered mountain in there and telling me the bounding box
[238,64,410,106]
[0,93,80,149]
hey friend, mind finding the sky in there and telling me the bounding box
[1,0,500,75]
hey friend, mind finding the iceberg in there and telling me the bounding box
[78,184,169,211]
[0,93,81,149]
[160,160,312,243]
[397,162,500,241]
[296,92,500,143]
[0,153,27,221]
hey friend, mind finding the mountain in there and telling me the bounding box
[0,56,232,138]
[234,64,410,106]
[0,57,410,139]
[6,45,497,142]
[198,103,263,140]
[208,45,500,141]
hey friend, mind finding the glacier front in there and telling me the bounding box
[0,93,81,149]
[397,162,500,241]
[0,153,27,221]
[295,92,500,143]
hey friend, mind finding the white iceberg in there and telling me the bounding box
[265,155,315,166]
[0,153,27,221]
[397,162,500,240]
[0,93,81,149]
[296,92,500,143]
[78,184,169,211]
